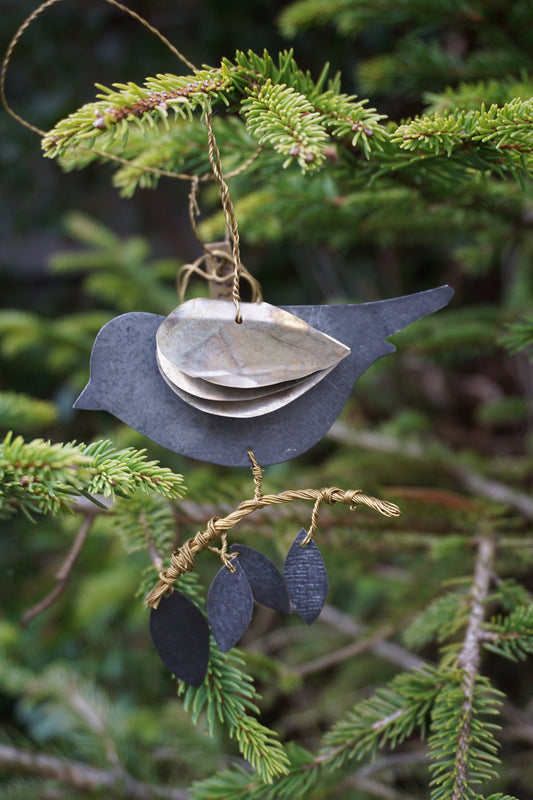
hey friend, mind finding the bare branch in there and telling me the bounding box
[342,750,429,799]
[328,423,533,521]
[319,604,426,672]
[451,530,496,800]
[21,514,94,627]
[0,743,189,800]
[296,625,394,677]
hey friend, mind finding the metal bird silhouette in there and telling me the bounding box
[74,285,453,466]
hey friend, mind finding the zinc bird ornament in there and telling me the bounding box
[76,254,453,686]
[73,119,454,687]
[75,287,453,466]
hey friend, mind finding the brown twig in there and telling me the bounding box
[0,743,189,800]
[295,625,394,677]
[342,751,429,799]
[329,422,533,521]
[451,528,496,800]
[21,514,94,627]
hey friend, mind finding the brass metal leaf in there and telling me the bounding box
[156,299,350,390]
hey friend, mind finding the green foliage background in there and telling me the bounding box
[2,1,533,798]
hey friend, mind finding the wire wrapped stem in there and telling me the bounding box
[145,486,400,609]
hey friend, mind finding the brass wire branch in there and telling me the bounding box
[145,453,401,609]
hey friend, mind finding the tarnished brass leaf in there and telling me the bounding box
[156,299,350,390]
[156,349,310,401]
[157,355,336,418]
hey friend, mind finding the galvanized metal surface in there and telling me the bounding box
[74,286,454,467]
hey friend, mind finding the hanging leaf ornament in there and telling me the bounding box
[207,560,254,652]
[284,528,328,624]
[149,590,210,687]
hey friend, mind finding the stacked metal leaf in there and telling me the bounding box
[156,299,351,417]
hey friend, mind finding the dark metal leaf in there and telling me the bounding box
[284,528,328,625]
[207,560,254,652]
[149,590,210,687]
[229,543,291,613]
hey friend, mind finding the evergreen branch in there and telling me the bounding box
[161,573,289,784]
[491,578,533,613]
[0,743,189,800]
[104,117,258,197]
[319,666,444,768]
[80,440,186,500]
[0,307,110,369]
[393,99,533,176]
[403,589,471,651]
[307,89,388,156]
[42,48,390,183]
[483,606,533,662]
[49,211,179,314]
[180,642,289,783]
[110,494,176,561]
[229,48,322,96]
[479,795,520,800]
[499,312,533,359]
[42,71,231,158]
[0,434,185,519]
[0,392,57,431]
[241,80,328,170]
[428,530,499,800]
[429,677,503,800]
[279,0,482,38]
[190,743,318,800]
[393,110,475,157]
[424,78,533,114]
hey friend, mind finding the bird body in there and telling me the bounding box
[74,285,453,466]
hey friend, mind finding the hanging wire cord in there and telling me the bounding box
[0,0,196,138]
[205,111,245,322]
[145,451,401,609]
[1,0,263,316]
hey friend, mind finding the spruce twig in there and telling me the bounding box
[451,530,496,800]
